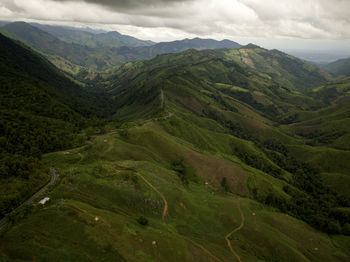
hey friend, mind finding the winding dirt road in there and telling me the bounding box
[130,170,222,262]
[225,201,245,262]
[0,168,58,229]
[135,172,168,220]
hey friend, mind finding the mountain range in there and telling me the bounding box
[0,23,349,262]
[0,22,240,72]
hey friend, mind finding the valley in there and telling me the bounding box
[0,21,350,262]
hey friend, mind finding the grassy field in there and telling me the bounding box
[1,120,349,262]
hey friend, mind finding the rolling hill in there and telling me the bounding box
[0,30,349,262]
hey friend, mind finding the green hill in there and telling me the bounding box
[105,49,350,235]
[0,33,349,262]
[216,45,331,91]
[323,57,350,77]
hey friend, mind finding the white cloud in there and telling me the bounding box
[0,0,349,49]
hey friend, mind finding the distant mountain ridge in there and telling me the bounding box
[31,23,155,48]
[147,37,240,55]
[1,21,241,72]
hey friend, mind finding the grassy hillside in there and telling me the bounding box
[280,77,350,150]
[104,49,350,235]
[0,32,349,262]
[216,45,331,91]
[0,121,349,262]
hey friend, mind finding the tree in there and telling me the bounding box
[137,216,148,226]
[221,177,230,192]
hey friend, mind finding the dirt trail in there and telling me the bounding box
[225,201,245,262]
[0,168,58,229]
[177,232,223,262]
[135,172,168,220]
[43,145,87,157]
[161,88,164,109]
[116,168,221,261]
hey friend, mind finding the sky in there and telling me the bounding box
[0,0,350,52]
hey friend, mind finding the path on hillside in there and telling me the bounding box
[225,201,245,262]
[118,169,222,261]
[43,145,87,157]
[173,231,223,262]
[135,172,168,220]
[0,168,58,229]
[161,88,164,109]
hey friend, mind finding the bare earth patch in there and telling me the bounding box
[184,151,248,195]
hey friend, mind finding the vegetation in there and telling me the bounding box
[0,30,349,261]
[323,57,350,77]
[1,22,240,74]
[0,33,115,218]
[137,216,149,226]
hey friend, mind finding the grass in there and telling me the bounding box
[1,121,349,262]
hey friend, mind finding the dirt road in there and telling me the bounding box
[131,170,222,262]
[0,168,58,229]
[135,172,168,220]
[225,201,245,262]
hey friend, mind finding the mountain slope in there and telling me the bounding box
[109,48,323,120]
[323,57,350,77]
[217,45,331,91]
[0,32,115,218]
[3,21,121,72]
[105,49,350,235]
[2,22,241,73]
[0,35,349,261]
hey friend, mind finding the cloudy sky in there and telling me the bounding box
[0,0,349,51]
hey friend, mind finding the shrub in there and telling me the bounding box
[137,216,148,226]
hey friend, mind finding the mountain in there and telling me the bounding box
[107,48,350,230]
[108,48,320,120]
[31,23,155,48]
[144,37,240,56]
[0,32,115,218]
[2,22,150,72]
[323,57,350,77]
[213,45,331,91]
[2,22,241,73]
[1,28,350,262]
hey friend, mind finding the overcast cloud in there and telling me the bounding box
[0,0,349,50]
